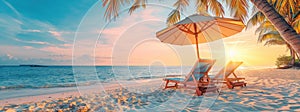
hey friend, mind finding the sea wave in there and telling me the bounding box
[0,76,166,90]
[0,81,106,90]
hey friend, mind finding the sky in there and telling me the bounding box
[0,0,289,66]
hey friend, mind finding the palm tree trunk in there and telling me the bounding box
[250,0,300,55]
[288,44,295,65]
[291,48,295,65]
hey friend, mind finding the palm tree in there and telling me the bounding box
[248,0,300,65]
[101,0,300,55]
[250,0,300,57]
[255,21,298,64]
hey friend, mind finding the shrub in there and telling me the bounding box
[275,55,292,68]
[295,59,300,67]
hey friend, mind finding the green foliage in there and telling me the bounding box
[295,59,300,67]
[296,59,300,63]
[275,55,292,67]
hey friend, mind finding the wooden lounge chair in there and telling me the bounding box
[163,59,216,96]
[213,61,246,89]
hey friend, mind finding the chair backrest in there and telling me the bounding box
[185,59,216,82]
[213,61,243,79]
[224,61,243,77]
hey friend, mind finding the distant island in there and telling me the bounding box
[19,65,48,67]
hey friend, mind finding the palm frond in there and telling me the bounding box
[102,0,131,20]
[166,10,181,26]
[264,39,287,46]
[225,0,249,22]
[208,0,225,17]
[196,0,224,16]
[166,0,190,25]
[255,21,276,34]
[246,11,266,29]
[196,2,210,16]
[293,20,300,33]
[258,31,281,43]
[292,10,300,25]
[128,0,147,14]
[173,0,189,11]
[288,0,296,14]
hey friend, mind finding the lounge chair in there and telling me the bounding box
[212,61,246,89]
[163,59,216,96]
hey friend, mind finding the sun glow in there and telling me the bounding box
[227,48,240,60]
[229,49,237,58]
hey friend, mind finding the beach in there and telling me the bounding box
[0,68,300,111]
[2,0,300,111]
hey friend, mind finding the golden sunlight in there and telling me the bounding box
[226,48,242,61]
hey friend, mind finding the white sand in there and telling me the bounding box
[0,68,300,111]
[0,79,163,106]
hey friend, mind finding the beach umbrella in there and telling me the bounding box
[156,14,245,59]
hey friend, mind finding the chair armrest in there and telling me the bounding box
[165,74,184,77]
[227,78,245,81]
[212,78,224,81]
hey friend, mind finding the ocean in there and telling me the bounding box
[0,66,194,90]
[0,66,193,99]
[0,65,272,100]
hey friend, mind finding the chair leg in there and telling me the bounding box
[226,82,234,89]
[217,89,220,94]
[195,88,202,96]
[175,83,178,89]
[164,80,169,90]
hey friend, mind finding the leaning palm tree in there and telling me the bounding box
[248,0,300,65]
[102,0,300,55]
[249,0,300,56]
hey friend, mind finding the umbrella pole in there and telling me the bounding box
[193,23,200,60]
[195,36,200,60]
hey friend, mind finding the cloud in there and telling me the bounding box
[6,53,14,59]
[48,30,66,42]
[23,46,33,49]
[0,54,70,65]
[97,8,164,45]
[2,0,21,17]
[14,38,51,45]
[23,29,41,32]
[40,46,72,56]
[0,1,75,47]
[0,1,172,65]
[85,7,167,65]
[0,45,73,65]
[48,31,61,37]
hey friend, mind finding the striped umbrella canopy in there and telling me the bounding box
[156,14,245,59]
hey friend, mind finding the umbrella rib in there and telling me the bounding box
[210,26,229,37]
[177,24,194,34]
[197,22,215,34]
[170,31,183,44]
[157,26,178,37]
[187,24,193,33]
[201,27,214,42]
[197,21,210,33]
[160,29,179,42]
[217,24,243,32]
[182,25,192,45]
